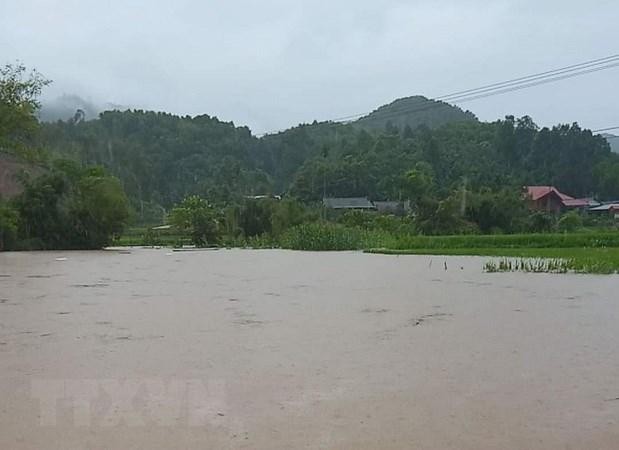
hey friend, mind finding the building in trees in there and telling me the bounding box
[589,202,619,220]
[525,186,596,214]
[373,201,411,216]
[323,197,376,210]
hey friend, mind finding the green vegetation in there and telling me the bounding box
[481,254,619,274]
[1,63,130,250]
[0,200,19,251]
[484,258,573,274]
[11,161,130,249]
[168,196,222,247]
[0,63,50,161]
[281,223,366,251]
[368,239,619,274]
[354,96,477,131]
[367,231,619,250]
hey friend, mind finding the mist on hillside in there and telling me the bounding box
[38,94,124,122]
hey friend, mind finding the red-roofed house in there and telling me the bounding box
[525,186,593,213]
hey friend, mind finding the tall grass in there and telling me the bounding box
[484,258,573,274]
[280,223,400,251]
[370,247,619,274]
[379,232,619,251]
[483,256,618,274]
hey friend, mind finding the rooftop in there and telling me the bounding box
[526,186,573,201]
[323,197,376,209]
[525,186,595,208]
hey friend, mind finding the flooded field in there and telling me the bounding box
[1,248,618,449]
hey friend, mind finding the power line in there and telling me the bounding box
[333,54,619,122]
[440,54,619,101]
[593,126,619,133]
[255,53,619,137]
[349,61,619,126]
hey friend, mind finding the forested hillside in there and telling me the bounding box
[39,111,272,219]
[39,104,619,221]
[354,96,477,131]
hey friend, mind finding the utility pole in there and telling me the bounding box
[322,163,327,222]
[460,176,468,216]
[322,145,328,222]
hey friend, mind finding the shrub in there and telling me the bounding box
[557,210,583,232]
[168,196,222,247]
[281,223,364,251]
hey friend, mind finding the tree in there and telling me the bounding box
[557,210,583,232]
[594,161,619,199]
[71,172,130,248]
[405,162,435,202]
[0,200,18,250]
[14,171,73,249]
[168,195,221,246]
[0,64,131,250]
[238,198,275,237]
[415,194,476,235]
[13,162,130,249]
[466,189,529,234]
[0,63,50,156]
[271,199,311,237]
[527,211,555,233]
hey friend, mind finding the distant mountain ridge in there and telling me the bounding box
[601,133,619,153]
[354,95,477,131]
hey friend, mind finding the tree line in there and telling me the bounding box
[2,62,618,249]
[39,101,619,213]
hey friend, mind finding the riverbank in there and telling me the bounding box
[115,227,619,273]
[366,247,619,274]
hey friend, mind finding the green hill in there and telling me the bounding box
[354,96,477,131]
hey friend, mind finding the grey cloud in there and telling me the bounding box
[1,0,618,133]
[38,94,106,122]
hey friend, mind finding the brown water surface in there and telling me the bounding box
[1,249,618,449]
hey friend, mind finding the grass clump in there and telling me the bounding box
[280,223,365,251]
[484,258,574,274]
[279,223,407,251]
[382,231,619,251]
[369,247,619,274]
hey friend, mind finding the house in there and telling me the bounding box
[374,201,411,216]
[525,186,595,213]
[323,197,376,210]
[589,203,619,220]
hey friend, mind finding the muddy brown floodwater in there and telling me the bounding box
[1,249,618,449]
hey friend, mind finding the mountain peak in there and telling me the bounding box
[355,96,477,131]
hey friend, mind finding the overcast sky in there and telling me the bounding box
[1,0,618,134]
